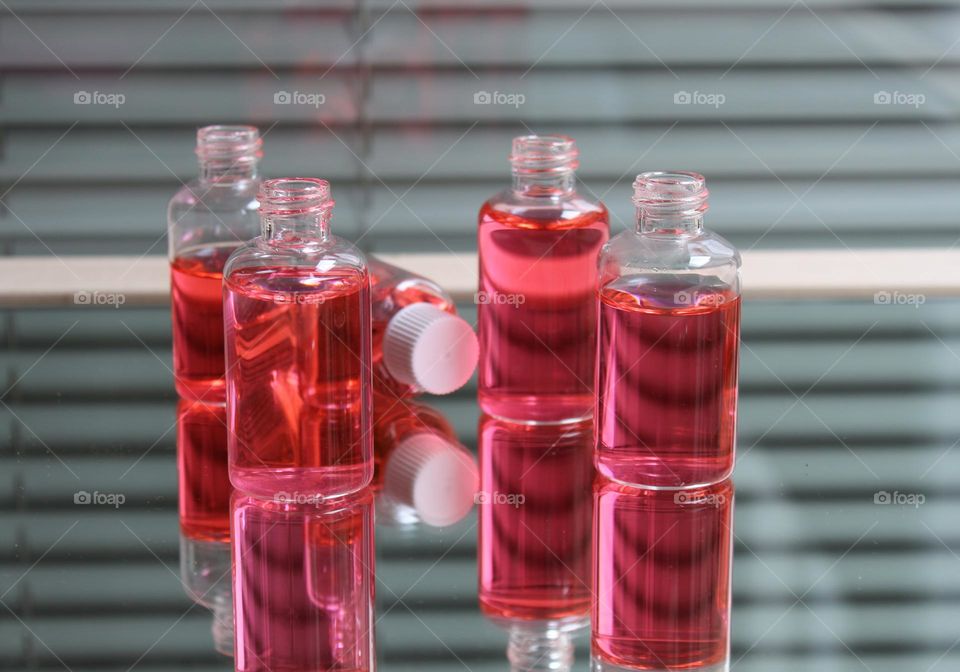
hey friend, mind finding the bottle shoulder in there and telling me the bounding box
[223,234,368,281]
[601,228,741,271]
[600,228,741,295]
[480,188,608,229]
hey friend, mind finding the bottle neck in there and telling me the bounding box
[637,210,703,234]
[512,169,576,197]
[199,157,259,183]
[262,210,331,243]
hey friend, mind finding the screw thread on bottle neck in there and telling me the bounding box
[511,135,578,197]
[507,625,574,672]
[258,178,334,242]
[196,125,261,182]
[633,170,708,234]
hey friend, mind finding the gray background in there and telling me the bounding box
[2,1,960,671]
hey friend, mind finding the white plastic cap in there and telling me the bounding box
[383,432,479,527]
[383,303,479,395]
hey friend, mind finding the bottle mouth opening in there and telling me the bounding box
[259,177,334,216]
[632,170,708,215]
[196,125,262,162]
[510,134,579,174]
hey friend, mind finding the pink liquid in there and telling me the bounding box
[478,202,608,423]
[596,277,740,488]
[232,492,375,672]
[478,415,593,624]
[369,259,454,398]
[176,399,231,542]
[593,478,733,670]
[223,266,373,499]
[170,244,237,402]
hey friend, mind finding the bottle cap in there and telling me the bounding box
[383,303,478,395]
[383,432,479,527]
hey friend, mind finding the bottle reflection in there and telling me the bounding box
[180,534,233,657]
[177,399,231,542]
[177,398,234,656]
[478,415,593,671]
[373,392,478,528]
[592,478,733,672]
[232,491,375,672]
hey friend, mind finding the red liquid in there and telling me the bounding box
[170,244,237,402]
[232,492,375,672]
[478,202,608,422]
[369,257,456,397]
[224,266,373,499]
[478,415,593,624]
[592,478,733,670]
[177,399,231,542]
[596,277,740,488]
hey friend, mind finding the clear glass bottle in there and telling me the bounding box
[177,398,231,542]
[372,392,478,527]
[478,135,609,424]
[169,125,261,402]
[232,491,375,672]
[223,178,373,499]
[596,171,740,488]
[478,414,594,671]
[369,255,478,397]
[592,478,733,672]
[180,534,233,657]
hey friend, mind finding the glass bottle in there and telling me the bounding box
[372,392,478,527]
[478,415,594,671]
[596,171,740,488]
[232,492,375,672]
[223,178,373,499]
[478,135,609,424]
[369,255,478,397]
[592,478,733,671]
[169,125,261,402]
